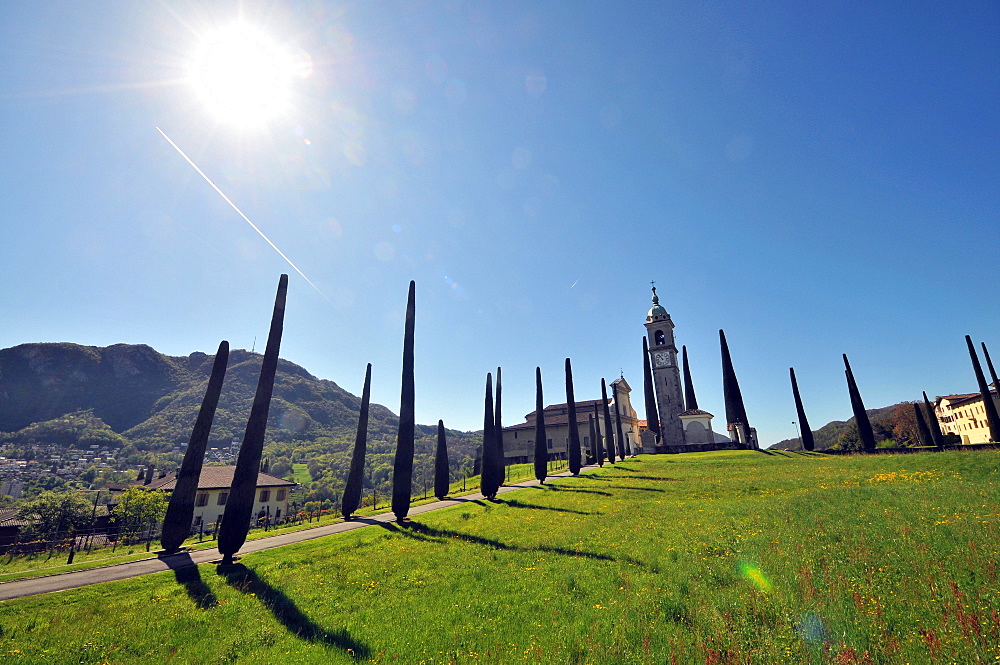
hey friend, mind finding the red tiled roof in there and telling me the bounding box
[504,409,635,432]
[0,509,33,528]
[941,392,997,408]
[679,409,713,417]
[146,466,295,491]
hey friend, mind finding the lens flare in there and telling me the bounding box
[738,560,773,593]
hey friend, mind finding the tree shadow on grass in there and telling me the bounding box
[164,555,218,609]
[582,473,677,481]
[599,485,666,493]
[493,498,593,515]
[217,563,370,660]
[439,497,489,506]
[380,522,645,568]
[529,485,612,496]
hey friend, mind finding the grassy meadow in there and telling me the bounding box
[1,450,999,664]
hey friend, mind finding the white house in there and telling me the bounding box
[147,466,296,531]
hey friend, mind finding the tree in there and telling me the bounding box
[789,368,815,451]
[481,373,501,499]
[923,391,945,448]
[913,402,933,448]
[613,382,628,459]
[17,491,92,541]
[565,358,582,475]
[682,345,699,411]
[495,367,504,470]
[966,335,1000,442]
[642,337,660,441]
[890,402,920,445]
[983,342,1000,392]
[219,274,288,565]
[434,420,450,500]
[593,402,605,466]
[112,487,167,544]
[601,379,616,464]
[341,363,372,519]
[720,330,754,449]
[161,340,230,553]
[534,367,547,484]
[588,415,599,465]
[391,280,416,521]
[843,354,876,453]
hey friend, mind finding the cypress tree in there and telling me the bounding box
[923,391,945,448]
[143,465,155,485]
[602,379,616,464]
[481,373,501,499]
[720,330,754,448]
[642,337,660,441]
[966,335,1000,442]
[982,342,1000,393]
[161,340,229,553]
[789,367,815,452]
[219,274,287,565]
[494,367,505,483]
[682,345,699,410]
[392,281,417,521]
[588,414,598,465]
[534,367,547,483]
[913,402,933,448]
[593,402,605,466]
[566,358,582,475]
[843,354,876,453]
[434,420,449,500]
[341,363,372,519]
[613,382,628,458]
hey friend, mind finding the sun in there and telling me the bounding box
[188,24,308,128]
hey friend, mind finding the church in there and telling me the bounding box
[499,286,755,462]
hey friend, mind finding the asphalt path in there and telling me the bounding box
[0,465,593,601]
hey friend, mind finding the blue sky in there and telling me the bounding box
[1,1,997,446]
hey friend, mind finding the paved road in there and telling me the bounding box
[0,466,590,601]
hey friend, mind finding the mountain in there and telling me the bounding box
[768,403,911,451]
[0,343,479,494]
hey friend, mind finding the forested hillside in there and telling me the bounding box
[0,343,480,501]
[769,402,924,450]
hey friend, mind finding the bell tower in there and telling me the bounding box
[644,285,685,447]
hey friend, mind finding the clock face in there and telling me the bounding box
[653,351,671,367]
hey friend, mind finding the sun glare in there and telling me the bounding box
[188,24,310,128]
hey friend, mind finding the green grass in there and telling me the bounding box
[2,450,999,664]
[292,463,312,485]
[0,462,553,582]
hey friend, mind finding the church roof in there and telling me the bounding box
[679,409,713,417]
[145,466,296,491]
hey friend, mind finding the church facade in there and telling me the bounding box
[499,285,750,461]
[499,377,640,464]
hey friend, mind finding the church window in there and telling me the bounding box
[654,330,665,346]
[547,438,553,449]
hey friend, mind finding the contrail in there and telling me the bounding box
[156,127,331,302]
